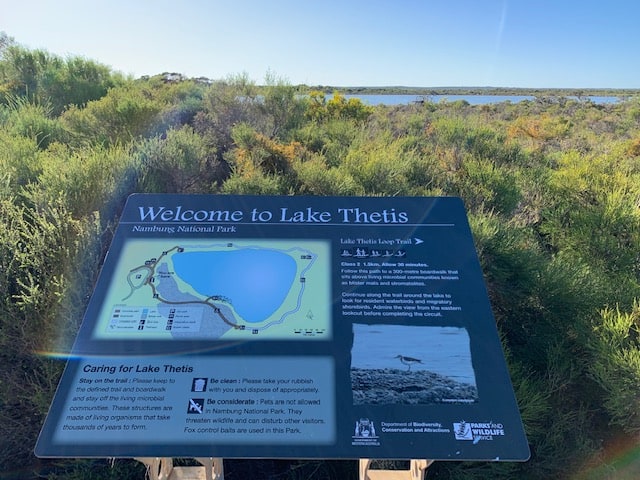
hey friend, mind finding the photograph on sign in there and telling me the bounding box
[351,324,477,405]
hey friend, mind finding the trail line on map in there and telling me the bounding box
[125,245,242,329]
[122,243,319,334]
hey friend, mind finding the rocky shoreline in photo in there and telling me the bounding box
[351,368,478,405]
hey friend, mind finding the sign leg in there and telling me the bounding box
[134,457,173,480]
[134,457,224,480]
[195,457,224,480]
[359,459,433,480]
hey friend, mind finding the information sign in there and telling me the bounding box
[36,194,529,461]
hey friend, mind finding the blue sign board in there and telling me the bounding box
[36,194,529,461]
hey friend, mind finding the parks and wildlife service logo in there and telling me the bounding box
[453,421,473,440]
[454,420,506,442]
[352,418,380,447]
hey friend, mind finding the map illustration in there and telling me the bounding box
[94,239,331,340]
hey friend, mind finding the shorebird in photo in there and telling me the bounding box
[395,354,423,372]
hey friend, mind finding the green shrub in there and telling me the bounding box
[455,158,522,215]
[221,169,289,195]
[138,126,217,193]
[341,135,423,195]
[590,303,640,434]
[0,44,121,115]
[25,143,137,218]
[305,90,373,123]
[3,95,65,148]
[540,150,640,277]
[294,156,361,196]
[0,198,102,468]
[294,119,359,167]
[61,83,163,145]
[0,128,42,191]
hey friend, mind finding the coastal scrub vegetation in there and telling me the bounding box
[1,38,640,479]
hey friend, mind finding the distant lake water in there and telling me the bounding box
[338,94,621,106]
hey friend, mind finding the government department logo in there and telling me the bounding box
[352,418,380,447]
[354,418,377,438]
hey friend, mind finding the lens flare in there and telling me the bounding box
[572,433,640,479]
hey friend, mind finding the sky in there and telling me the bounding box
[1,0,639,88]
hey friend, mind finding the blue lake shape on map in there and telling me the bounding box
[172,249,298,323]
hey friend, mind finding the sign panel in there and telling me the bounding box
[36,194,529,461]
